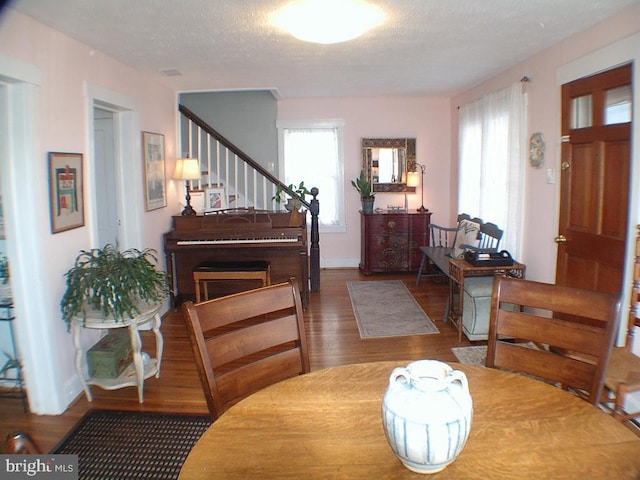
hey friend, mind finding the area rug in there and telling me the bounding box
[52,409,211,480]
[452,343,539,366]
[452,345,488,366]
[347,280,439,338]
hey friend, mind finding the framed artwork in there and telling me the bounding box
[204,187,227,212]
[189,190,205,214]
[48,152,85,234]
[142,131,167,211]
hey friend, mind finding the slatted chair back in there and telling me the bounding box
[182,279,310,421]
[487,275,621,405]
[478,222,503,251]
[429,213,471,248]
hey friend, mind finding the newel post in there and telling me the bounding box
[309,187,320,292]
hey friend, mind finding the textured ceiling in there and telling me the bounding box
[7,0,640,98]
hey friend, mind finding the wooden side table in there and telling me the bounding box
[448,258,526,342]
[71,302,163,403]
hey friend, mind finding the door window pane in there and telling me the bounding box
[571,94,592,129]
[605,85,631,125]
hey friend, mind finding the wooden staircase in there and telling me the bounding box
[178,104,320,292]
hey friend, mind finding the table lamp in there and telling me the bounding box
[407,163,427,212]
[174,158,201,216]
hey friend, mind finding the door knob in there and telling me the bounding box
[554,234,567,244]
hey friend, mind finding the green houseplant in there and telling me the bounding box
[60,244,169,330]
[351,170,375,213]
[272,181,311,212]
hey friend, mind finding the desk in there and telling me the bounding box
[448,258,526,342]
[71,302,163,403]
[179,361,640,479]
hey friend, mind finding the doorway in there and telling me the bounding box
[93,107,119,248]
[556,64,632,294]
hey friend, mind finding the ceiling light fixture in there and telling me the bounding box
[271,0,384,45]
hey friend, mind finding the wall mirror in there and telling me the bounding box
[361,138,416,193]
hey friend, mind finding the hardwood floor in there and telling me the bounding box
[0,269,471,453]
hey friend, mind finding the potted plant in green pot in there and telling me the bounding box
[273,181,311,212]
[60,244,169,330]
[351,170,375,214]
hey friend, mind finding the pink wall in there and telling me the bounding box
[0,10,179,413]
[278,96,451,266]
[451,4,640,284]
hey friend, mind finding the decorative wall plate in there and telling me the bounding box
[529,132,545,167]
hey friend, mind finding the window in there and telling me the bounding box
[277,120,346,232]
[605,85,632,125]
[458,82,526,258]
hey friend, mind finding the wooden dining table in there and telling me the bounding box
[179,361,640,479]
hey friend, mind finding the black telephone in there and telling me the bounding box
[464,249,514,267]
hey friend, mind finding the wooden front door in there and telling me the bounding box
[555,64,632,294]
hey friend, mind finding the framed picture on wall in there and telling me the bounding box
[142,131,167,211]
[204,187,227,213]
[48,152,85,234]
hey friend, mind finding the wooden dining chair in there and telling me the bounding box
[602,226,640,421]
[182,279,310,421]
[5,431,40,454]
[486,275,621,405]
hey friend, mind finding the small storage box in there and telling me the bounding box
[87,333,133,378]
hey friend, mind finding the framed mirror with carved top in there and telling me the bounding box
[361,138,417,193]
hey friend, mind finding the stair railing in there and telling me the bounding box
[178,104,320,292]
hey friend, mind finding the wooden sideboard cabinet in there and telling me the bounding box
[360,211,432,274]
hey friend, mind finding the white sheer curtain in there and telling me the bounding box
[458,82,526,257]
[281,125,344,230]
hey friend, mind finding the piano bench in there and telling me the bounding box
[193,261,271,303]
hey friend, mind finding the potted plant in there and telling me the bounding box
[60,244,169,330]
[351,170,375,213]
[272,181,311,212]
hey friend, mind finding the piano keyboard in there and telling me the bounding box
[176,237,299,245]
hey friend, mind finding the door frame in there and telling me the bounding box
[84,83,143,249]
[557,33,640,344]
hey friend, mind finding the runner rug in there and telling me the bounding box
[52,409,211,480]
[347,280,439,338]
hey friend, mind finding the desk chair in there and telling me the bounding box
[182,279,310,421]
[603,226,640,421]
[487,276,621,405]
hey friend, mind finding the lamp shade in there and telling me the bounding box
[173,158,200,181]
[406,171,420,188]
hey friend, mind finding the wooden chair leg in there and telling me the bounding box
[416,253,427,286]
[195,278,201,303]
[5,431,40,454]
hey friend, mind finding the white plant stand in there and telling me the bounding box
[71,302,163,403]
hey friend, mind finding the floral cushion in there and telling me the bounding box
[452,219,480,258]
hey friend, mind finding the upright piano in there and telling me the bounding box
[164,209,309,308]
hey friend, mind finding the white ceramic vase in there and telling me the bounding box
[382,360,473,474]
